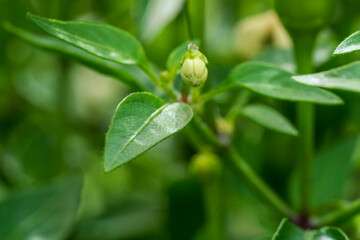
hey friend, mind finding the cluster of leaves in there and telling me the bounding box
[1,1,360,239]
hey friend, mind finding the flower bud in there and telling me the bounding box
[180,43,208,87]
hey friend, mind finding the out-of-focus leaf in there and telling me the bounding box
[0,177,82,240]
[255,47,295,72]
[333,31,360,55]
[290,137,358,208]
[166,39,200,74]
[272,219,349,240]
[293,61,360,93]
[27,13,148,66]
[240,104,298,136]
[141,0,185,42]
[204,62,343,105]
[104,92,193,172]
[3,22,148,90]
[74,206,161,240]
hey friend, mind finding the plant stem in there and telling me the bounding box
[185,0,205,50]
[315,199,360,227]
[189,116,296,218]
[292,31,317,215]
[181,82,190,103]
[225,148,297,218]
[139,64,177,99]
[203,171,226,240]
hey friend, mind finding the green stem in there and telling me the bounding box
[225,148,297,218]
[139,64,177,99]
[189,116,296,218]
[315,199,360,227]
[186,0,205,50]
[203,171,226,240]
[292,31,317,215]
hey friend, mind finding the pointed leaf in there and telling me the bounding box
[293,61,360,93]
[205,62,343,105]
[3,22,149,90]
[0,177,82,240]
[166,39,200,74]
[272,219,349,240]
[240,104,298,136]
[334,31,360,56]
[104,92,193,172]
[27,13,148,66]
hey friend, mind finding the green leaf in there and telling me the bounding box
[204,62,343,105]
[272,219,349,240]
[104,92,193,172]
[0,177,82,240]
[333,31,360,56]
[166,39,200,74]
[27,13,148,66]
[240,104,298,136]
[293,61,360,93]
[3,22,151,91]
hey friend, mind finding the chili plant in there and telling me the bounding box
[2,0,360,239]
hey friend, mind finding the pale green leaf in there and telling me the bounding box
[240,104,298,136]
[27,13,148,66]
[293,61,360,93]
[0,177,82,240]
[204,62,343,105]
[104,92,193,172]
[334,31,360,56]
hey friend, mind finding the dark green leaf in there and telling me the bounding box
[166,39,200,74]
[293,61,360,93]
[3,22,151,91]
[205,62,343,105]
[240,104,298,136]
[104,92,193,172]
[272,219,349,240]
[333,31,360,56]
[0,177,82,240]
[27,13,148,66]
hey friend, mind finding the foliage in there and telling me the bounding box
[1,0,360,239]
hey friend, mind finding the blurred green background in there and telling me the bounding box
[1,0,360,239]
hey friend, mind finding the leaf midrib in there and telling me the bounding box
[109,103,171,166]
[32,16,139,64]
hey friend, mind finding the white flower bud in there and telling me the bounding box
[181,57,208,87]
[180,43,208,87]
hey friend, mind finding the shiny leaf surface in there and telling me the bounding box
[205,62,343,105]
[3,22,149,90]
[104,92,193,172]
[293,61,360,93]
[334,31,360,56]
[27,13,147,66]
